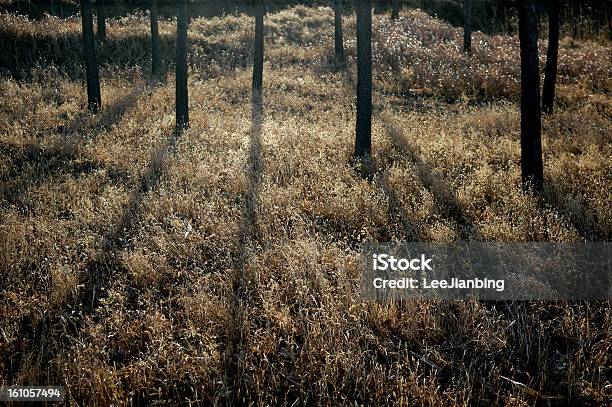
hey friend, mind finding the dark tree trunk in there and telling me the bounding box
[175,0,189,128]
[96,0,106,39]
[355,0,372,158]
[252,0,265,93]
[150,0,161,76]
[391,0,399,20]
[463,0,472,54]
[81,0,101,113]
[542,0,560,114]
[333,0,345,64]
[518,0,544,192]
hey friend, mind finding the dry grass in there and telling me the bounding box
[0,5,611,406]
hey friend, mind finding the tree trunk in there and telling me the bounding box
[150,0,161,76]
[96,0,106,39]
[463,0,472,54]
[542,0,560,114]
[355,0,372,158]
[333,0,345,64]
[81,0,101,113]
[391,0,399,20]
[175,0,189,128]
[518,0,544,192]
[252,0,265,94]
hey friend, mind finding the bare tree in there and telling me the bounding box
[176,0,189,128]
[252,0,265,94]
[81,0,101,113]
[355,0,372,158]
[463,0,472,54]
[391,0,399,20]
[518,0,544,192]
[333,0,345,65]
[542,0,560,114]
[96,0,106,39]
[150,0,161,76]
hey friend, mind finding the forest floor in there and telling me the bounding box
[0,5,611,406]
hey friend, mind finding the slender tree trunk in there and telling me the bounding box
[176,0,189,128]
[355,0,372,158]
[150,0,161,76]
[542,0,560,114]
[81,0,101,113]
[333,0,345,64]
[96,0,106,39]
[252,0,265,94]
[463,0,472,54]
[391,0,399,20]
[518,0,543,192]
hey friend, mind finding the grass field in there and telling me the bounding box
[0,5,611,405]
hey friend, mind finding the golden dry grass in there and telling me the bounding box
[0,5,611,406]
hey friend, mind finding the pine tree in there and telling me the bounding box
[354,0,372,158]
[542,0,560,114]
[391,0,399,20]
[463,0,472,54]
[81,0,101,113]
[334,0,345,65]
[176,0,189,128]
[96,0,106,39]
[252,0,265,94]
[518,0,544,192]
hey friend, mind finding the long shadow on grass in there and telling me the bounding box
[371,100,589,404]
[63,84,148,138]
[4,126,184,384]
[378,114,482,241]
[376,172,420,241]
[337,68,421,242]
[223,89,263,404]
[542,179,607,241]
[0,85,148,209]
[0,142,133,210]
[335,62,480,240]
[83,126,183,310]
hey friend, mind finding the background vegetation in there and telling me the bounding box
[1,0,611,39]
[0,1,610,405]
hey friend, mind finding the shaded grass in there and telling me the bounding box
[224,89,264,403]
[0,84,147,210]
[0,5,610,406]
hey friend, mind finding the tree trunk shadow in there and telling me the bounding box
[7,125,184,383]
[81,126,183,312]
[378,113,482,241]
[334,67,460,241]
[0,84,152,208]
[223,88,263,403]
[376,171,420,241]
[64,82,153,140]
[542,179,608,241]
